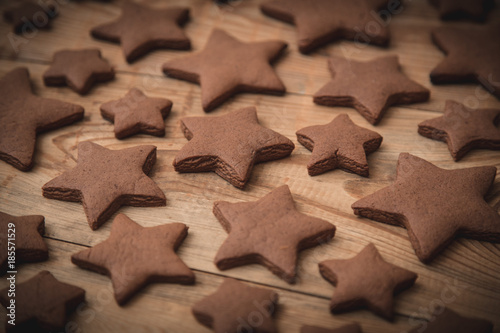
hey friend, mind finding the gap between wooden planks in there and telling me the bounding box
[0,0,500,332]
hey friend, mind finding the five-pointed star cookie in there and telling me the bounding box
[418,100,500,161]
[352,153,500,263]
[319,243,417,320]
[0,67,84,171]
[409,307,493,333]
[163,29,287,112]
[42,141,166,230]
[43,48,115,95]
[100,87,173,139]
[296,114,383,177]
[173,107,295,189]
[0,271,85,332]
[3,2,57,33]
[71,214,194,305]
[213,185,336,283]
[429,0,494,21]
[260,0,390,54]
[0,211,48,275]
[430,24,500,99]
[192,278,278,333]
[314,56,430,125]
[91,2,190,63]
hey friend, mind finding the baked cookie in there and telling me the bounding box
[408,307,493,333]
[3,2,57,34]
[301,323,363,333]
[429,0,494,21]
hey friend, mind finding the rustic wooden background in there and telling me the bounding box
[0,0,499,332]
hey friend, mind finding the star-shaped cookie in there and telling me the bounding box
[91,2,190,63]
[71,214,194,305]
[296,114,383,176]
[0,67,84,171]
[43,48,115,95]
[429,0,494,21]
[319,243,417,320]
[100,87,173,139]
[430,24,500,99]
[173,107,295,189]
[163,29,287,112]
[3,2,57,33]
[352,153,500,263]
[260,0,390,54]
[192,278,278,333]
[42,141,166,230]
[408,307,493,333]
[213,185,336,283]
[0,271,85,332]
[0,211,48,275]
[314,56,430,125]
[418,100,500,161]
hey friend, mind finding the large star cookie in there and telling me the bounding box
[430,24,500,99]
[42,141,166,230]
[319,243,417,320]
[192,278,278,333]
[91,2,190,63]
[163,29,287,112]
[409,307,493,333]
[72,214,194,305]
[173,107,294,189]
[296,114,382,176]
[352,153,500,263]
[429,0,494,21]
[314,56,429,125]
[260,0,390,53]
[418,100,500,161]
[0,67,84,171]
[213,185,336,283]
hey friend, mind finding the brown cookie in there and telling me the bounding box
[409,307,493,333]
[0,67,84,171]
[100,87,172,139]
[418,100,500,161]
[260,0,390,54]
[352,153,500,263]
[301,323,363,333]
[91,2,190,63]
[192,278,278,333]
[429,0,494,21]
[0,271,85,332]
[314,56,430,125]
[319,243,417,321]
[0,211,48,275]
[173,107,294,189]
[42,141,166,230]
[163,29,287,112]
[430,24,500,99]
[213,185,336,283]
[43,48,115,95]
[296,114,383,176]
[3,2,57,34]
[71,214,194,305]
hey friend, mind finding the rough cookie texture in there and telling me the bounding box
[408,307,493,333]
[352,153,500,263]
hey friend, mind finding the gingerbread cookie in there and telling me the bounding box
[409,307,493,333]
[429,0,494,21]
[301,323,363,333]
[3,2,57,34]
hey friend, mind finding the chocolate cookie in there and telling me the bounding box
[0,67,84,171]
[100,87,172,139]
[163,29,287,112]
[213,185,336,283]
[43,48,115,95]
[3,2,57,34]
[0,271,85,332]
[409,307,493,333]
[91,2,190,63]
[301,323,363,333]
[314,56,430,125]
[429,0,494,21]
[192,278,278,333]
[352,153,500,263]
[0,211,48,275]
[72,214,194,305]
[42,141,166,230]
[296,114,382,176]
[418,100,500,161]
[319,243,417,320]
[260,0,390,53]
[173,107,294,189]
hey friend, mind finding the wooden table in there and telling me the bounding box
[1,0,499,332]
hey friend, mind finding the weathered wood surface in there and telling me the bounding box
[0,0,499,332]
